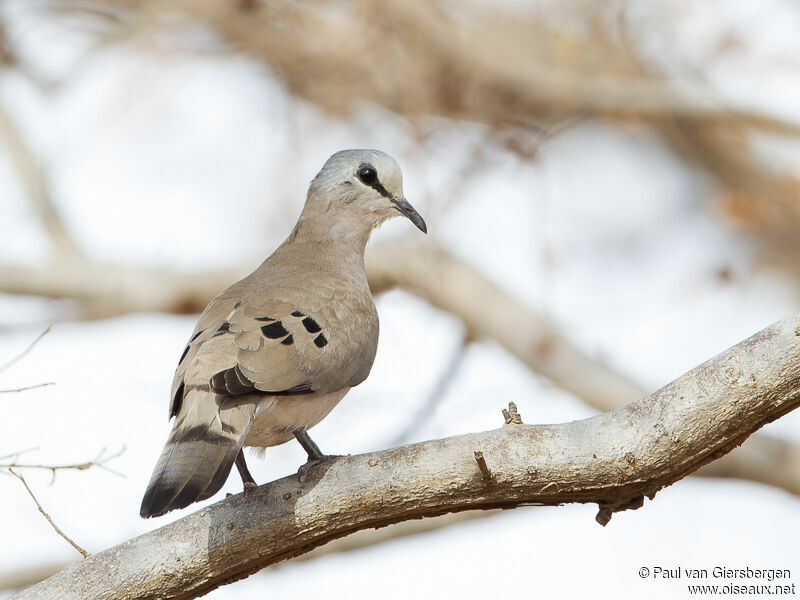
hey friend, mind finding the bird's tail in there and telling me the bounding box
[140,389,256,518]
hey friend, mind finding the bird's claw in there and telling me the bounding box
[297,454,341,480]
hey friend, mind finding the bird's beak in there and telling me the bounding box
[391,197,427,234]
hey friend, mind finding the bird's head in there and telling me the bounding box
[303,149,427,237]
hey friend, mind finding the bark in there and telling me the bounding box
[13,313,800,600]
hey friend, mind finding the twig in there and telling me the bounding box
[1,446,126,483]
[0,326,52,373]
[0,382,54,393]
[502,402,522,425]
[7,468,88,558]
[473,450,492,480]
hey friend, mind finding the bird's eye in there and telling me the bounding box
[357,166,378,185]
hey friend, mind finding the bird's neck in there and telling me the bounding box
[264,214,372,283]
[290,192,380,254]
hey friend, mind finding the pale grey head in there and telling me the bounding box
[304,149,427,235]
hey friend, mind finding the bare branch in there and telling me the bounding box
[12,313,800,600]
[0,326,52,373]
[0,382,54,393]
[7,468,89,558]
[0,263,241,318]
[1,447,126,481]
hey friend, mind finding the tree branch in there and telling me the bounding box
[0,263,241,318]
[1,446,126,481]
[366,241,800,495]
[13,313,800,600]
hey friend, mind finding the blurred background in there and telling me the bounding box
[1,0,800,598]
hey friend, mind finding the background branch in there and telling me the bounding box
[47,0,800,287]
[1,446,126,481]
[0,382,53,394]
[0,102,81,260]
[13,313,800,600]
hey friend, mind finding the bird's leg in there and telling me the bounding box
[235,449,257,493]
[293,427,339,478]
[293,426,325,461]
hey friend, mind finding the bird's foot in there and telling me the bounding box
[242,481,257,496]
[297,454,341,481]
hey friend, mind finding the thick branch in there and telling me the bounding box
[14,313,800,600]
[0,263,241,318]
[367,241,800,494]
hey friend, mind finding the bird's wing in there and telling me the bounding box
[210,297,332,396]
[169,280,346,416]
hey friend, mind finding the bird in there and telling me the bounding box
[140,149,426,518]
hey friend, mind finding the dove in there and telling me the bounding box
[140,149,426,518]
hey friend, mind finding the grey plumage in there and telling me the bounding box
[140,149,426,518]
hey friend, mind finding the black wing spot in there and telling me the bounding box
[261,321,289,339]
[314,333,328,348]
[281,334,294,345]
[291,310,305,317]
[178,344,190,365]
[190,330,203,343]
[212,320,232,337]
[170,380,185,419]
[302,316,322,333]
[254,315,276,322]
[210,365,257,396]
